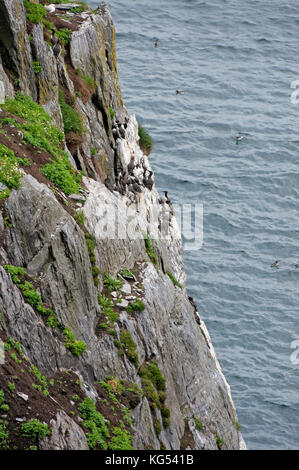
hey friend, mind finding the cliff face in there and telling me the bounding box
[0,0,245,450]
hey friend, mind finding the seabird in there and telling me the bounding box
[154,39,159,47]
[128,156,135,174]
[236,135,244,144]
[119,124,126,139]
[45,4,56,14]
[271,260,279,268]
[164,191,171,205]
[176,90,184,95]
[53,42,61,57]
[51,34,59,45]
[144,170,154,191]
[112,126,121,139]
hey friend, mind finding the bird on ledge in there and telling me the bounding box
[45,4,56,14]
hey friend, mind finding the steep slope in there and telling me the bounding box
[0,0,245,450]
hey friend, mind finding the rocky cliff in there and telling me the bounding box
[0,0,245,450]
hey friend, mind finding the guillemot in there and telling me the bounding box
[271,260,279,268]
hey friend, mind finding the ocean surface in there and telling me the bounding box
[90,0,299,449]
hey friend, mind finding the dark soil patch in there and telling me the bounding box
[0,330,57,449]
[66,130,84,155]
[64,54,95,105]
[0,329,88,450]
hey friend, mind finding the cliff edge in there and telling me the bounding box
[0,0,245,450]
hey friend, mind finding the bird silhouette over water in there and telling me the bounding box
[236,135,244,144]
[271,260,279,268]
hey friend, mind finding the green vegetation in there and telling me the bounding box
[41,157,82,195]
[142,232,157,266]
[55,28,73,46]
[98,294,119,324]
[4,265,86,357]
[63,327,86,357]
[78,398,109,450]
[76,69,96,90]
[103,273,123,292]
[119,329,139,367]
[138,124,153,155]
[0,390,9,412]
[2,93,82,195]
[7,382,15,393]
[166,271,182,289]
[75,210,85,226]
[215,435,224,450]
[85,232,100,286]
[0,188,10,200]
[109,107,115,120]
[119,268,134,279]
[0,420,10,449]
[31,365,49,396]
[91,147,97,156]
[24,1,47,24]
[126,299,145,314]
[194,418,203,431]
[139,361,166,392]
[58,88,83,136]
[0,143,23,189]
[109,427,134,450]
[21,419,50,440]
[138,360,169,432]
[32,61,43,74]
[3,265,25,284]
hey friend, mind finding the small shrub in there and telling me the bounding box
[166,271,182,289]
[216,435,224,450]
[41,157,82,195]
[21,419,50,439]
[3,265,25,284]
[103,273,123,292]
[138,124,153,155]
[78,398,109,450]
[0,143,22,189]
[108,427,134,450]
[0,188,10,200]
[91,147,97,156]
[0,420,10,449]
[63,327,86,357]
[119,268,134,279]
[109,107,115,120]
[8,382,15,393]
[0,390,9,412]
[58,88,83,136]
[194,418,203,431]
[126,299,145,314]
[120,330,139,367]
[55,28,72,45]
[75,210,85,226]
[142,232,157,265]
[23,1,47,24]
[33,61,43,74]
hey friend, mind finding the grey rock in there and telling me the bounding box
[16,392,28,401]
[39,410,89,450]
